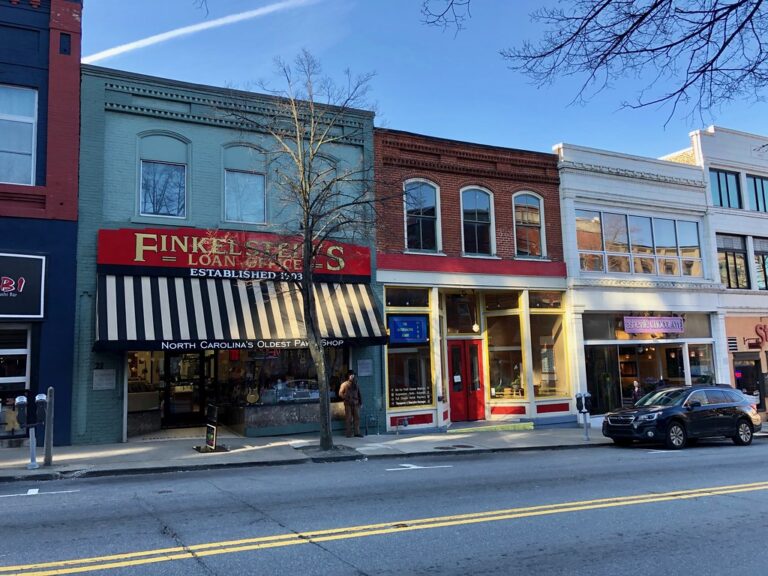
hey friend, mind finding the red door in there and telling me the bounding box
[448,339,485,422]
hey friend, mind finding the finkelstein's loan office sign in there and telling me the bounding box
[97,228,371,280]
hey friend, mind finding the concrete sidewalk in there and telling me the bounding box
[0,424,613,483]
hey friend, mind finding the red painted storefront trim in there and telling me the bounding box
[390,413,434,427]
[490,406,526,415]
[377,253,566,277]
[536,402,570,414]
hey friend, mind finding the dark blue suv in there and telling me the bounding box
[602,385,762,449]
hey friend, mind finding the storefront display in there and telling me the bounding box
[583,312,716,413]
[97,227,385,437]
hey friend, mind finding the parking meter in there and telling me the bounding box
[14,396,27,429]
[575,392,591,441]
[35,394,47,425]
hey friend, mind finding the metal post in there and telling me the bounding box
[27,426,39,470]
[583,411,591,441]
[44,386,54,466]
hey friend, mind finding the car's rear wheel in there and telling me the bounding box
[732,419,753,446]
[665,421,687,449]
[612,438,633,447]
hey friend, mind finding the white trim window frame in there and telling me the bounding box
[0,325,31,389]
[224,168,267,225]
[512,191,546,259]
[0,84,37,186]
[139,159,187,219]
[460,186,496,257]
[403,178,441,253]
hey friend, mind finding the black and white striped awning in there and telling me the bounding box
[94,275,386,351]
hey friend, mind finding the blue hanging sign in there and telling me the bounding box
[388,315,429,344]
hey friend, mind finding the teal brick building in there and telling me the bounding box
[74,65,384,444]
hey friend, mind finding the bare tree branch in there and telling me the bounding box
[422,0,768,121]
[212,51,396,450]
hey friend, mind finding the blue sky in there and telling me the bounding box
[81,0,768,158]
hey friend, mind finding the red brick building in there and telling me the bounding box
[375,129,572,429]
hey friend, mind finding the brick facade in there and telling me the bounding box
[375,128,564,275]
[0,0,81,220]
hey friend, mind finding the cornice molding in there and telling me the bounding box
[559,160,705,189]
[103,82,368,145]
[381,155,559,185]
[570,276,721,292]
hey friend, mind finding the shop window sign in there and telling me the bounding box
[624,316,684,334]
[388,315,429,344]
[0,254,45,318]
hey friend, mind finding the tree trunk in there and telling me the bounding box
[302,238,333,451]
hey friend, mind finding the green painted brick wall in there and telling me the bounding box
[73,66,378,444]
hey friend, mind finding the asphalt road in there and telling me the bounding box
[3,438,768,575]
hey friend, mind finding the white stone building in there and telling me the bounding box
[664,126,768,400]
[556,143,727,414]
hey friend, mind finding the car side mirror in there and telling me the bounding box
[687,400,702,409]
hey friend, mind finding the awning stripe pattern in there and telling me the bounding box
[96,275,386,347]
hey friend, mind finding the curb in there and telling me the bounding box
[0,441,610,483]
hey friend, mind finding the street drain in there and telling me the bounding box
[434,446,457,450]
[452,444,475,449]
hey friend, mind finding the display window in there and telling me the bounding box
[0,326,30,438]
[530,314,568,398]
[488,315,524,400]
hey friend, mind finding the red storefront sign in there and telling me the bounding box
[97,228,371,279]
[756,324,768,347]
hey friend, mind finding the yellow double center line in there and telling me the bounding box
[5,480,768,576]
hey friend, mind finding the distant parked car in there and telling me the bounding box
[602,385,762,449]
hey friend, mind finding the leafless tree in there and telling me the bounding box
[221,50,378,451]
[423,1,768,120]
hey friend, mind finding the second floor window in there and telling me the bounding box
[710,169,742,209]
[514,193,543,257]
[0,84,37,186]
[140,160,186,218]
[404,180,438,251]
[225,170,265,224]
[462,188,492,255]
[747,174,768,212]
[576,210,702,277]
[755,237,768,290]
[717,234,750,289]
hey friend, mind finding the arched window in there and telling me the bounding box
[462,187,493,255]
[404,179,439,251]
[138,132,189,218]
[513,192,544,257]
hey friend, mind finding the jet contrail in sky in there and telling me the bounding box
[82,0,318,64]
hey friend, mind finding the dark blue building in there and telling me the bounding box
[0,0,82,446]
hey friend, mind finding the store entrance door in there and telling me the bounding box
[162,352,205,427]
[448,339,485,422]
[734,356,761,396]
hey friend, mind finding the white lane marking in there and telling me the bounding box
[386,463,453,471]
[0,489,79,499]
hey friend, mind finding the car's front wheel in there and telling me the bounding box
[732,419,753,446]
[665,421,687,449]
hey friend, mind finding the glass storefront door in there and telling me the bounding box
[588,342,715,413]
[163,352,205,427]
